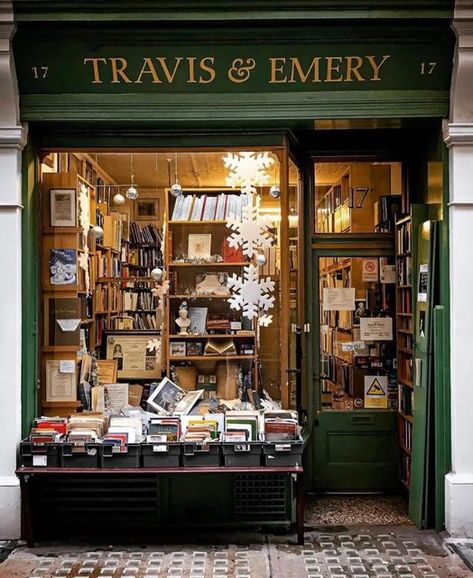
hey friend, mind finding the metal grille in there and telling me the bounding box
[233,473,290,521]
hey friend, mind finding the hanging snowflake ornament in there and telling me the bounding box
[223,151,275,194]
[258,314,273,327]
[226,194,274,258]
[227,264,275,320]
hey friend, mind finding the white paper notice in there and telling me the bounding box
[59,360,76,374]
[341,341,367,352]
[322,288,355,311]
[380,264,396,284]
[57,319,81,332]
[360,317,393,341]
[362,258,379,282]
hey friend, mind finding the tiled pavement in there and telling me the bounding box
[0,528,472,578]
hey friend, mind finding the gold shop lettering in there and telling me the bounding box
[83,55,391,85]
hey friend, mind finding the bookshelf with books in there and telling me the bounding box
[395,214,414,489]
[165,188,260,398]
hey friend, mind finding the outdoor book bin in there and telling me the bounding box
[141,442,181,467]
[262,440,304,467]
[100,443,141,468]
[221,442,262,467]
[19,440,61,468]
[60,442,101,468]
[181,442,221,467]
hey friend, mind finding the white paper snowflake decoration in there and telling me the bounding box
[226,194,274,258]
[227,264,275,320]
[223,151,274,195]
[258,314,273,327]
[78,184,91,293]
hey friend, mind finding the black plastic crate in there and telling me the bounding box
[61,442,101,468]
[182,442,221,467]
[141,442,181,468]
[262,440,303,467]
[19,440,60,468]
[100,443,141,469]
[222,442,262,467]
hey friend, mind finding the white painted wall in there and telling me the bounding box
[0,0,27,539]
[444,2,473,538]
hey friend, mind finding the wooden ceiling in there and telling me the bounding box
[93,152,348,189]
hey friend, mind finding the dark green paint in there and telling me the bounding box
[21,141,39,437]
[11,0,455,22]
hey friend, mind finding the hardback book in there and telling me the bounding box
[204,339,236,356]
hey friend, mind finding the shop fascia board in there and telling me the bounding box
[19,90,450,124]
[11,0,455,22]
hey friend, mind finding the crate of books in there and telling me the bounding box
[142,416,182,467]
[60,414,107,468]
[222,411,262,467]
[181,415,222,467]
[61,442,101,468]
[19,417,67,468]
[262,411,303,467]
[100,416,143,468]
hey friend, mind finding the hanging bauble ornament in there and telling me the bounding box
[113,192,125,206]
[90,225,103,239]
[126,185,138,201]
[151,267,163,281]
[256,253,267,267]
[170,182,182,197]
[269,185,280,199]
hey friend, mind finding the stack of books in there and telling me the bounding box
[148,417,181,441]
[224,411,260,442]
[264,411,300,441]
[30,417,67,443]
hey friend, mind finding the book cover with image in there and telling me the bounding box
[49,248,77,285]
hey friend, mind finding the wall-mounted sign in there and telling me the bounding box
[362,258,379,282]
[323,288,355,311]
[364,376,388,409]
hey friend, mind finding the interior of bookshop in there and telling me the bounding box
[28,149,304,471]
[26,147,432,505]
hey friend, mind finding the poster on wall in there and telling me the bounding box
[417,264,428,302]
[361,258,379,282]
[49,249,77,285]
[106,333,161,379]
[360,317,393,341]
[322,288,355,311]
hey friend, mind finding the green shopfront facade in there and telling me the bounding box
[4,0,460,538]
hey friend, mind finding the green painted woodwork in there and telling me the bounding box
[408,208,433,528]
[12,19,454,123]
[314,411,399,491]
[21,141,39,437]
[11,0,455,22]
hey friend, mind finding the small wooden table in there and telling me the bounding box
[16,466,304,546]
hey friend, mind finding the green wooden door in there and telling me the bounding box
[312,249,399,492]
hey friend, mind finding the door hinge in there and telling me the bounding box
[303,323,310,333]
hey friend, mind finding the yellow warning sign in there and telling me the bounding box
[366,378,385,396]
[364,376,388,409]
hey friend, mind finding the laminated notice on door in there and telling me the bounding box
[360,317,393,341]
[322,288,355,311]
[364,376,388,409]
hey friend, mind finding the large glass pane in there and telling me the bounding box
[314,161,403,234]
[318,256,398,411]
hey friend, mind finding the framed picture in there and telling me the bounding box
[50,189,76,227]
[49,249,77,286]
[147,377,184,414]
[188,234,211,260]
[170,341,186,357]
[135,198,159,221]
[352,299,368,327]
[186,342,203,356]
[195,272,229,296]
[106,331,161,379]
[45,359,77,402]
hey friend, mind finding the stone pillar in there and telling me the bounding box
[444,1,473,538]
[0,0,27,538]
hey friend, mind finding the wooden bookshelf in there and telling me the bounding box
[395,214,414,490]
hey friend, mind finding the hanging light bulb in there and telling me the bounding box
[113,191,125,206]
[126,154,138,200]
[170,153,182,197]
[90,225,103,239]
[151,267,163,281]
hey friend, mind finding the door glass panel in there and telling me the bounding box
[314,162,403,234]
[318,256,398,411]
